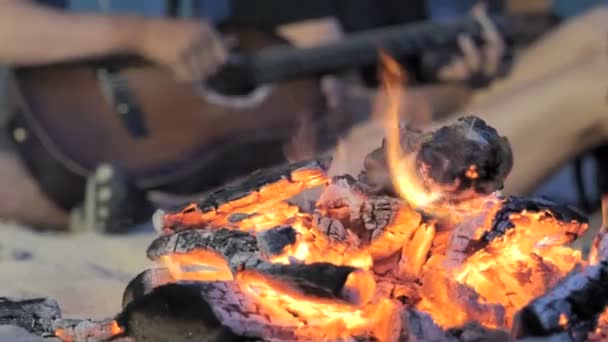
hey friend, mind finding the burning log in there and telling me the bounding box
[158,160,328,234]
[0,297,61,336]
[512,262,608,340]
[441,196,587,270]
[360,116,513,201]
[483,196,587,246]
[147,228,264,274]
[252,263,376,306]
[119,275,396,342]
[147,227,375,306]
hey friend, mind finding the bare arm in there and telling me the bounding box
[0,0,147,65]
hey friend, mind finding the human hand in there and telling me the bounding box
[435,3,509,88]
[137,18,227,82]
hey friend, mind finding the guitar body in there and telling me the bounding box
[8,27,325,204]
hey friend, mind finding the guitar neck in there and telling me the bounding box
[17,14,554,96]
[245,14,553,85]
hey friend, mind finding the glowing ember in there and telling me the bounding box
[54,320,123,342]
[162,166,328,233]
[453,210,585,327]
[590,307,608,340]
[155,162,588,339]
[268,218,374,269]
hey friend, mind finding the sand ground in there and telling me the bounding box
[0,223,154,319]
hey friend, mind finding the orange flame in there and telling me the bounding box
[378,52,439,208]
[236,270,398,341]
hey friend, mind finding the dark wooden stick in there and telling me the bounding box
[0,297,61,336]
[512,263,608,340]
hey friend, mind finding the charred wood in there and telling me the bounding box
[131,278,387,341]
[160,160,328,233]
[253,263,375,306]
[53,318,124,342]
[179,160,326,214]
[146,227,373,306]
[0,297,61,336]
[317,175,367,213]
[400,309,454,342]
[416,116,513,199]
[512,263,608,340]
[362,197,423,261]
[359,116,513,200]
[484,196,587,245]
[146,228,264,272]
[361,196,402,233]
[122,268,174,309]
[315,175,370,237]
[446,322,509,342]
[314,214,348,240]
[444,208,497,269]
[450,196,588,259]
[255,226,297,258]
[117,283,246,342]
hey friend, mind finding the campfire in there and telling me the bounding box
[6,57,608,342]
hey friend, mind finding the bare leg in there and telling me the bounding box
[472,6,608,106]
[455,52,608,195]
[0,148,68,229]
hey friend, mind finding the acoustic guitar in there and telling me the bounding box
[7,15,553,210]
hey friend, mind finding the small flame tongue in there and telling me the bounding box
[378,52,439,208]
